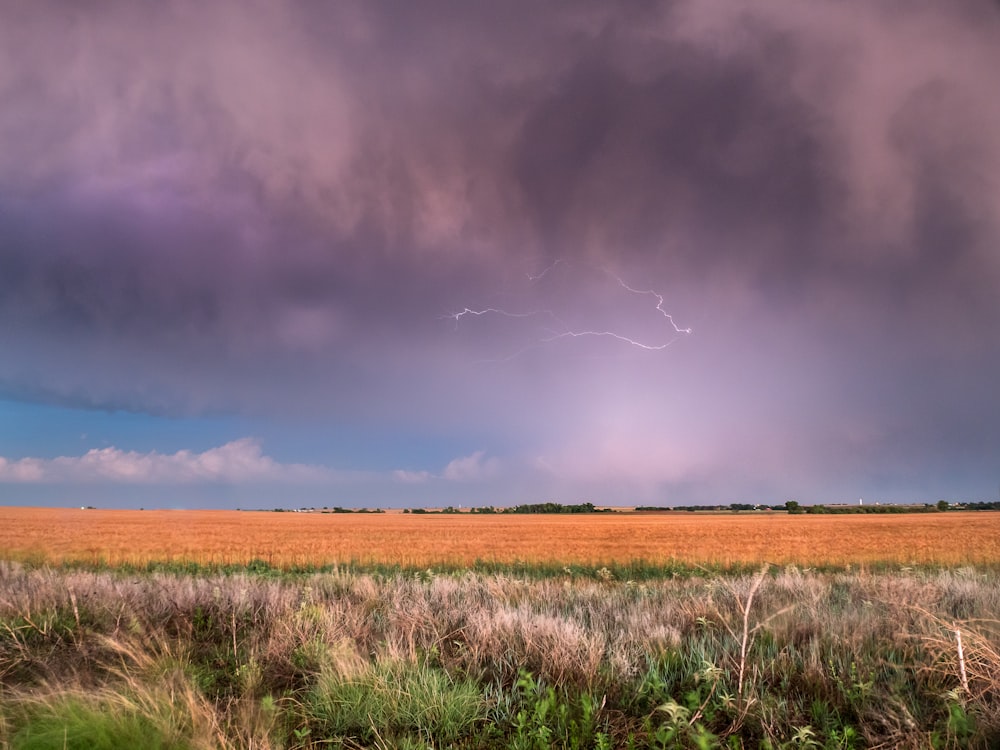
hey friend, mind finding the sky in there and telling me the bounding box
[2,0,999,509]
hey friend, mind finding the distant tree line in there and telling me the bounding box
[269,507,384,514]
[635,504,784,512]
[267,500,1000,515]
[958,501,1000,510]
[790,503,935,515]
[405,502,609,514]
[404,506,463,514]
[635,501,1000,514]
[786,501,991,514]
[504,502,609,514]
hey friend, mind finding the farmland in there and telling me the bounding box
[1,506,999,568]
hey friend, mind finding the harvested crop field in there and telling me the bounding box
[1,506,998,567]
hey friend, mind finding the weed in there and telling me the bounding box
[511,669,608,750]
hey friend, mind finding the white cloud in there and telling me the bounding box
[0,438,330,484]
[442,450,499,482]
[392,451,501,483]
[392,469,433,484]
[0,456,46,482]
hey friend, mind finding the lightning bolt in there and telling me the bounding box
[446,261,691,360]
[612,276,692,336]
[442,307,558,330]
[526,258,562,282]
[539,329,679,351]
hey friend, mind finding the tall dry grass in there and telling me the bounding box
[1,560,999,747]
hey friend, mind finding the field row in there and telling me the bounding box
[2,507,998,567]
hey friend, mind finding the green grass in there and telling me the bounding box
[304,657,486,745]
[48,555,1000,581]
[6,693,193,750]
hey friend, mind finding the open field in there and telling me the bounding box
[1,507,999,568]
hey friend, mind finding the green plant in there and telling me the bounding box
[511,670,608,750]
[645,697,719,750]
[305,657,486,745]
[8,698,175,750]
[4,680,210,750]
[929,690,976,749]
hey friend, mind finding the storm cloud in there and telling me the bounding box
[2,0,999,504]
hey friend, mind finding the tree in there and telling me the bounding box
[785,500,802,514]
[936,499,949,512]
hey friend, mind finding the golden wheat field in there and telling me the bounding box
[1,506,998,567]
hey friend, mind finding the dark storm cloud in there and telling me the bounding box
[1,0,999,500]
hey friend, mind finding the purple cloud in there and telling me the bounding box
[2,0,999,503]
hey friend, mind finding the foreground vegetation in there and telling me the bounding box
[1,560,998,748]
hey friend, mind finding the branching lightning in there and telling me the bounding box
[539,329,677,351]
[444,307,548,327]
[612,276,692,336]
[445,261,691,360]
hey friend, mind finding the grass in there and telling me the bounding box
[1,559,999,747]
[3,643,220,750]
[304,656,486,745]
[7,694,179,750]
